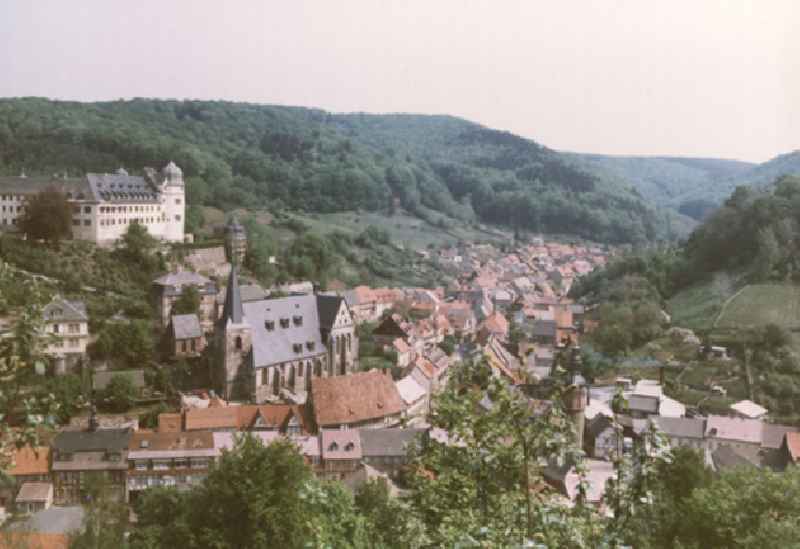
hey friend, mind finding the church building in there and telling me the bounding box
[217,268,359,402]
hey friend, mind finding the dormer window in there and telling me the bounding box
[306,341,315,351]
[280,318,290,329]
[265,320,275,331]
[293,315,303,326]
[293,343,302,354]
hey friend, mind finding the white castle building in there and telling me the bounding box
[0,162,185,245]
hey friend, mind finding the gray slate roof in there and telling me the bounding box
[222,267,244,324]
[1,169,164,204]
[0,175,91,197]
[172,313,202,339]
[317,294,345,331]
[244,294,327,368]
[86,172,160,203]
[651,416,705,439]
[43,298,88,323]
[53,428,131,453]
[762,423,800,449]
[153,271,211,287]
[359,428,427,457]
[240,283,267,303]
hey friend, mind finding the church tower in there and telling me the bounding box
[217,266,252,400]
[225,216,247,266]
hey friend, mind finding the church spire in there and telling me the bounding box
[222,266,244,324]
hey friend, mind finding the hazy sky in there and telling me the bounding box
[1,1,797,162]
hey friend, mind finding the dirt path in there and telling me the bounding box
[712,284,750,330]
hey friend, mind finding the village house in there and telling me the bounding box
[650,417,706,450]
[153,270,218,332]
[51,427,131,505]
[182,403,310,434]
[730,399,768,420]
[126,430,215,502]
[14,483,54,515]
[184,246,230,278]
[342,286,401,323]
[359,428,427,475]
[212,431,322,474]
[395,375,428,420]
[320,430,362,480]
[41,297,89,374]
[0,446,51,512]
[310,369,406,430]
[0,162,185,245]
[169,313,206,358]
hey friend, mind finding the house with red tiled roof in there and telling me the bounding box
[479,312,509,341]
[310,370,406,430]
[181,404,310,434]
[781,432,800,468]
[0,446,51,510]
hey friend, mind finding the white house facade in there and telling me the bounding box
[0,162,185,245]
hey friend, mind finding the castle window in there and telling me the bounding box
[280,318,290,329]
[292,343,302,354]
[265,320,275,331]
[293,315,303,326]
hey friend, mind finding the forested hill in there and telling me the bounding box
[0,98,675,243]
[569,150,800,222]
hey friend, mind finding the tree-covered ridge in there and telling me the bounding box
[569,150,800,222]
[0,98,669,243]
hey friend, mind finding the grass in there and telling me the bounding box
[286,209,510,250]
[668,271,738,331]
[715,284,800,330]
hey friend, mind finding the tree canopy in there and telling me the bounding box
[17,187,72,246]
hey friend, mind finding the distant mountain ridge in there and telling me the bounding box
[568,150,800,220]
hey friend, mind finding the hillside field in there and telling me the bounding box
[715,284,800,331]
